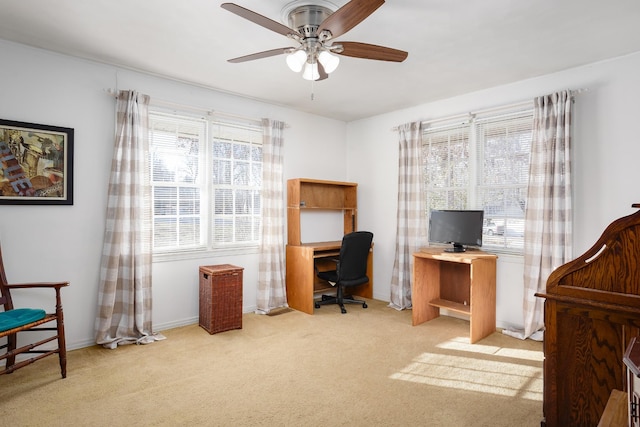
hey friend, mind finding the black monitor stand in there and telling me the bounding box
[445,243,465,253]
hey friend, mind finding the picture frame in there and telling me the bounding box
[0,119,74,205]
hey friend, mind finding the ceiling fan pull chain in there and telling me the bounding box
[310,78,315,101]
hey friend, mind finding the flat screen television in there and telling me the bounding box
[428,209,484,252]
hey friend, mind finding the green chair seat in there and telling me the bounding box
[0,308,46,332]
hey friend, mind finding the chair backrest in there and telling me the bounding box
[0,243,13,311]
[337,231,373,282]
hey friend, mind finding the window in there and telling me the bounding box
[422,108,533,253]
[149,111,262,254]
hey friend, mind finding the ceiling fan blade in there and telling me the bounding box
[317,0,385,39]
[228,47,292,63]
[337,42,408,62]
[221,3,301,38]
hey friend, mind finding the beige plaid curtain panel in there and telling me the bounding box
[256,119,287,313]
[95,90,164,348]
[521,90,573,339]
[389,121,426,310]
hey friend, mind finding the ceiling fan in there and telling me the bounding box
[220,0,408,81]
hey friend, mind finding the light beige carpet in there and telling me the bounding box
[0,299,543,426]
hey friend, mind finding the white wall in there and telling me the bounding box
[0,40,347,349]
[347,51,640,330]
[2,37,639,348]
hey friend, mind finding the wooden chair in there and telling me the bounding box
[0,243,69,378]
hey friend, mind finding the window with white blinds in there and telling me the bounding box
[149,111,262,254]
[422,123,470,210]
[210,121,262,246]
[422,107,533,253]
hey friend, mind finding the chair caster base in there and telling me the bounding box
[314,293,368,313]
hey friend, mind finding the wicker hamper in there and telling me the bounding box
[199,264,243,334]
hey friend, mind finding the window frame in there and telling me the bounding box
[149,109,263,261]
[422,106,534,255]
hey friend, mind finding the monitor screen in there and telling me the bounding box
[428,209,484,252]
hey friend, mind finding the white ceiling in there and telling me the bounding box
[1,0,639,121]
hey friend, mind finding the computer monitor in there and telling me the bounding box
[428,209,484,252]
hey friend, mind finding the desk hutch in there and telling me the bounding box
[285,178,373,314]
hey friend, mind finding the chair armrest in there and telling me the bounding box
[5,282,69,289]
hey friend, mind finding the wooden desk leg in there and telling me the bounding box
[412,256,441,326]
[469,259,496,343]
[286,246,314,314]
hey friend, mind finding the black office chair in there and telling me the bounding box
[314,231,373,314]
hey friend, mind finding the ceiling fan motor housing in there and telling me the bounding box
[288,5,333,39]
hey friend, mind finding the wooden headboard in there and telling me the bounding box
[536,204,640,427]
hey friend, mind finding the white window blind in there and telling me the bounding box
[149,111,262,254]
[476,112,532,251]
[210,122,262,246]
[422,122,470,210]
[150,114,206,251]
[422,107,533,253]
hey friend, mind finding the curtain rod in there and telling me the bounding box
[391,88,588,131]
[391,99,532,132]
[104,88,290,128]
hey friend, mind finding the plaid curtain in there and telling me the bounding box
[256,119,287,313]
[521,90,573,339]
[389,121,427,310]
[95,90,164,348]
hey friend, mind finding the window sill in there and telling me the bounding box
[153,245,260,263]
[483,248,524,264]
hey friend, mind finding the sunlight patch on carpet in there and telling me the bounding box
[436,336,543,362]
[390,351,543,401]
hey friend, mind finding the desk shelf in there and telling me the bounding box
[313,281,335,294]
[313,250,340,258]
[429,298,470,315]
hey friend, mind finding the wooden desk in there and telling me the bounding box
[286,241,373,314]
[412,248,497,344]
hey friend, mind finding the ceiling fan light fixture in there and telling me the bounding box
[318,50,339,74]
[222,1,409,84]
[302,61,320,81]
[286,49,307,73]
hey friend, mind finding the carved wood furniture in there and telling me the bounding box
[536,204,640,426]
[0,242,69,378]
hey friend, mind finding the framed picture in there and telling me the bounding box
[0,119,74,205]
